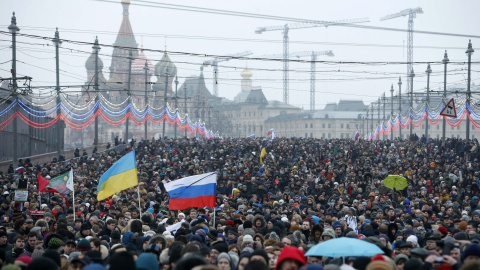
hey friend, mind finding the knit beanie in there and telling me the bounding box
[26,257,58,270]
[76,238,91,251]
[48,237,64,249]
[136,253,159,270]
[438,227,448,237]
[42,249,61,267]
[366,260,393,270]
[122,231,135,246]
[110,251,136,270]
[464,244,480,260]
[459,221,468,231]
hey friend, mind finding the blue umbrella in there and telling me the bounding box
[305,238,384,257]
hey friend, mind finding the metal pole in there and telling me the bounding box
[310,51,316,111]
[398,77,402,140]
[143,61,149,140]
[371,106,374,139]
[383,93,386,140]
[93,37,100,149]
[9,12,19,166]
[174,76,179,138]
[390,84,394,141]
[410,69,415,139]
[442,51,449,146]
[54,28,63,157]
[425,63,432,141]
[213,59,218,97]
[184,83,187,138]
[283,25,289,104]
[377,98,381,135]
[162,67,169,139]
[366,110,369,139]
[126,49,133,143]
[466,40,474,141]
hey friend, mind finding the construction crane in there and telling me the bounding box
[255,17,369,104]
[203,50,253,97]
[260,50,334,111]
[381,7,423,96]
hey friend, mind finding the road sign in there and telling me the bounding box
[440,98,457,118]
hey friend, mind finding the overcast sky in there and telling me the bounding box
[1,0,479,110]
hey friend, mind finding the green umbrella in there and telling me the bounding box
[383,175,408,191]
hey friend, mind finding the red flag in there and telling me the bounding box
[37,174,49,192]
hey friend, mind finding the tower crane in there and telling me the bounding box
[203,50,253,97]
[260,50,334,111]
[255,17,369,104]
[381,7,423,97]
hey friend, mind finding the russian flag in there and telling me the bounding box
[164,172,217,210]
[267,129,273,137]
[355,131,360,141]
[15,167,25,173]
[247,134,255,139]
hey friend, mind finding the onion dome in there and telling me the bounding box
[241,65,252,79]
[85,50,103,71]
[132,49,153,75]
[154,53,177,77]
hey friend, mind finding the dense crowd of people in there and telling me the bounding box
[0,136,480,270]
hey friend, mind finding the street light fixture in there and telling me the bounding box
[442,50,449,145]
[466,40,474,140]
[8,12,20,167]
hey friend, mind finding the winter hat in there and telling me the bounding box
[135,253,159,270]
[251,249,269,265]
[83,264,105,270]
[454,232,468,241]
[366,260,393,270]
[406,235,418,247]
[189,235,203,244]
[122,231,135,246]
[322,229,336,239]
[212,242,229,254]
[80,223,92,231]
[244,220,253,229]
[207,229,219,240]
[196,229,207,240]
[26,257,58,270]
[217,252,232,267]
[243,235,254,243]
[110,251,136,270]
[333,221,342,230]
[438,227,448,237]
[42,250,61,267]
[463,244,480,260]
[1,265,21,270]
[48,237,64,249]
[76,238,91,251]
[15,254,32,266]
[111,230,121,240]
[459,221,468,231]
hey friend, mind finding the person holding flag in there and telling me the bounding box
[260,140,267,164]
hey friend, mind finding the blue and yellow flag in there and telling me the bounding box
[97,150,138,201]
[260,141,267,164]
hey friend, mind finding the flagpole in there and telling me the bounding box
[72,184,75,222]
[213,210,215,229]
[137,185,142,217]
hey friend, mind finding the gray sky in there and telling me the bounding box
[1,0,479,109]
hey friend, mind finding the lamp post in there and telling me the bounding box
[425,63,432,141]
[382,93,386,140]
[126,49,133,143]
[184,83,187,138]
[143,61,149,140]
[398,77,402,140]
[442,50,449,145]
[174,76,179,139]
[409,69,415,138]
[92,37,101,149]
[162,67,169,139]
[466,40,474,141]
[8,12,19,166]
[390,84,394,141]
[52,28,63,157]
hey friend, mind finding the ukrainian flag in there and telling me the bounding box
[260,141,267,164]
[97,150,138,201]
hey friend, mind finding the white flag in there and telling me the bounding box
[66,169,74,191]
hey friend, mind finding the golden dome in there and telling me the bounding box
[241,65,252,79]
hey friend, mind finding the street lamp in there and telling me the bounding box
[442,50,449,145]
[8,12,20,166]
[466,40,474,140]
[409,69,415,138]
[398,77,402,140]
[390,84,394,141]
[174,75,179,139]
[425,63,432,141]
[52,28,63,157]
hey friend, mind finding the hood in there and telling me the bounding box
[403,199,410,205]
[275,246,306,270]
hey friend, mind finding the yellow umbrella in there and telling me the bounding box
[383,175,408,191]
